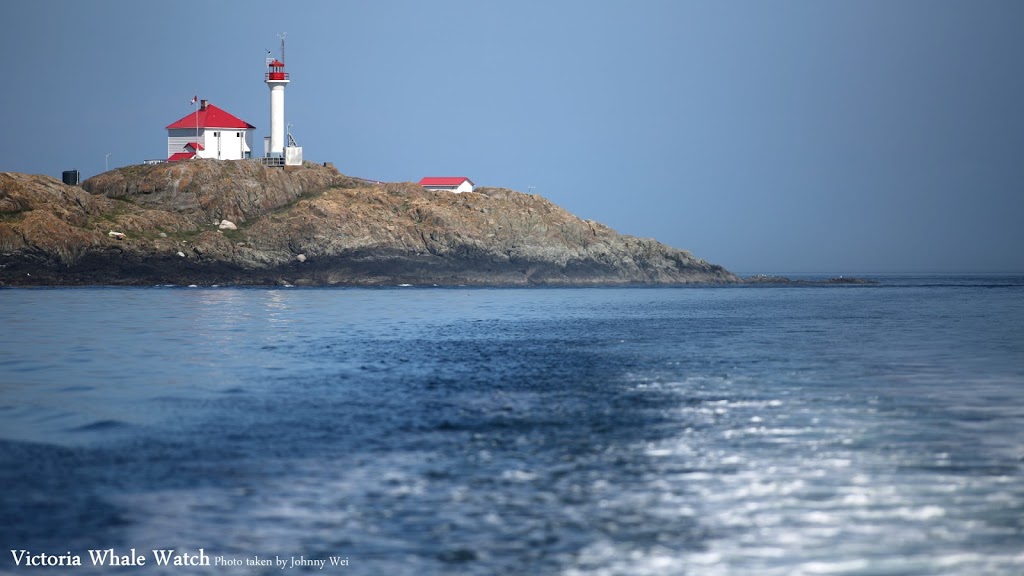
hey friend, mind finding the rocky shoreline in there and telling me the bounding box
[2,161,741,287]
[1,162,879,288]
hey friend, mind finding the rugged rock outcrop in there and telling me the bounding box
[0,160,739,286]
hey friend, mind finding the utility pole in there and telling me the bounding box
[105,153,111,172]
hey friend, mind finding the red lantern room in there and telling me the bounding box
[266,59,289,81]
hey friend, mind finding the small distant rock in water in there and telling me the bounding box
[825,276,878,285]
[176,251,186,257]
[218,220,237,230]
[296,254,306,263]
[743,275,878,285]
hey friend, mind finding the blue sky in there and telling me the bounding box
[4,1,1023,274]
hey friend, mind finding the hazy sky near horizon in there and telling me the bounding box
[3,1,1022,274]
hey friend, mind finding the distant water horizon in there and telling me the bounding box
[734,271,1024,278]
[1,277,1021,574]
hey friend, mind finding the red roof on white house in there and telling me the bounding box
[168,152,196,162]
[166,103,255,130]
[184,141,204,151]
[418,177,474,187]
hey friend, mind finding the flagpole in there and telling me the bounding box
[194,95,199,158]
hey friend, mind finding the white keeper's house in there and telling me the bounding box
[418,176,475,194]
[166,100,256,161]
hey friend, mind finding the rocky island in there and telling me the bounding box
[0,160,739,286]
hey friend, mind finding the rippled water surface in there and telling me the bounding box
[1,279,1023,575]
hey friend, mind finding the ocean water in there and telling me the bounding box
[0,278,1022,575]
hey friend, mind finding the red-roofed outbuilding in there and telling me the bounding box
[168,152,196,162]
[418,177,475,193]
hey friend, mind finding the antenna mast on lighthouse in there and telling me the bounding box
[278,32,287,64]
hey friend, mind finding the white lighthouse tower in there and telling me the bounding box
[265,35,302,166]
